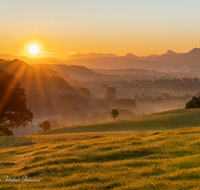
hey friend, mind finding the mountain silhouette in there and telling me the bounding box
[164,50,178,56]
[125,53,139,59]
[0,54,63,65]
[187,47,200,55]
[68,53,118,60]
[64,48,200,70]
[1,47,200,70]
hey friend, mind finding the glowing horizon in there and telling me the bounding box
[1,1,200,59]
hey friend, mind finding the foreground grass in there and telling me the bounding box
[1,127,200,189]
[35,108,200,135]
[1,109,200,189]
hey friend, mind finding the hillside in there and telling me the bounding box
[34,64,96,78]
[0,59,90,119]
[34,108,200,135]
[0,59,75,93]
[1,113,200,189]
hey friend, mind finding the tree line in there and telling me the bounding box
[79,77,200,90]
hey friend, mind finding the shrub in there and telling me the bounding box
[185,97,200,108]
[39,120,51,130]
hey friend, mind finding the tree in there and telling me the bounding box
[185,96,200,108]
[0,69,33,136]
[110,109,119,120]
[105,87,116,100]
[39,120,51,130]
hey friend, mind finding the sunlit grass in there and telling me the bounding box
[34,108,200,135]
[1,109,200,189]
[1,129,200,189]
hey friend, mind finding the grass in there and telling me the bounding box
[1,109,200,189]
[136,100,185,114]
[33,108,200,135]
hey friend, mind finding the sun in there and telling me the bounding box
[28,45,40,55]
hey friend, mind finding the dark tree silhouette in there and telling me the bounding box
[105,87,116,100]
[110,109,119,120]
[185,96,200,108]
[39,120,51,130]
[0,69,33,136]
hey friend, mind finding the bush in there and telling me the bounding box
[185,97,200,108]
[39,120,51,130]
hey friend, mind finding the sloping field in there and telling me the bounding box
[1,128,200,189]
[1,109,200,189]
[35,108,200,135]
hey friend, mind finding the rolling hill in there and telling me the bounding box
[1,108,200,189]
[0,59,93,119]
[34,64,97,78]
[34,108,200,135]
[0,59,75,93]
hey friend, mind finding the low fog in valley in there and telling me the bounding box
[1,49,200,136]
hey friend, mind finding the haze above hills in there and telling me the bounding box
[1,47,200,70]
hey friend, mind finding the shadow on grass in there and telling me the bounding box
[0,136,34,148]
[83,147,157,162]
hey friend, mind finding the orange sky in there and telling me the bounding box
[1,1,200,59]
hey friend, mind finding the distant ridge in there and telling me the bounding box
[164,50,178,56]
[125,53,139,59]
[187,47,200,54]
[0,54,63,65]
[1,47,200,70]
[68,53,118,60]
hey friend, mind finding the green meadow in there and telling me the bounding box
[1,109,200,189]
[35,108,200,135]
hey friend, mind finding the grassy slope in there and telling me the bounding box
[1,109,200,189]
[35,108,200,135]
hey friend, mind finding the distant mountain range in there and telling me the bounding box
[68,53,118,60]
[1,48,200,70]
[0,54,62,65]
[65,48,200,70]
